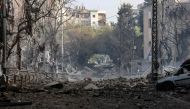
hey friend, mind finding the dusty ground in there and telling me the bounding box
[1,78,190,109]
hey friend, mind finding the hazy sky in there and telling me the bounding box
[75,0,144,22]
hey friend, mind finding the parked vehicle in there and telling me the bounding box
[156,61,190,90]
[162,66,178,76]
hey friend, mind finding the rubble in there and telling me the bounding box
[84,83,99,90]
[7,84,20,92]
[1,77,190,109]
[0,101,32,107]
[44,81,63,89]
[176,88,189,94]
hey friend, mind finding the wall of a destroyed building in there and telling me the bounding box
[13,0,24,26]
[27,0,57,72]
[142,0,190,65]
[5,0,24,68]
[143,5,152,61]
[179,3,190,60]
[158,0,170,65]
[1,0,62,70]
[143,0,159,65]
[158,0,190,65]
[9,0,53,70]
[158,0,163,65]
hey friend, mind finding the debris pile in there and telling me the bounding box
[1,77,190,109]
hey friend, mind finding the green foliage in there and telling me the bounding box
[88,54,106,64]
[135,26,142,37]
[63,3,144,67]
[117,3,134,32]
[65,26,116,65]
[137,9,144,33]
[115,3,136,68]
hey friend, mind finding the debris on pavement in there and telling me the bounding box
[84,83,99,90]
[1,77,190,109]
[44,81,63,89]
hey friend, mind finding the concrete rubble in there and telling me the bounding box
[1,77,190,109]
[44,81,63,89]
[84,83,99,90]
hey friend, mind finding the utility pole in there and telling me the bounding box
[152,0,159,82]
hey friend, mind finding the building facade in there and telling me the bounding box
[143,0,190,65]
[71,6,107,27]
[143,5,152,61]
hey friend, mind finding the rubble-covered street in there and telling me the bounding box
[2,0,190,109]
[1,78,190,109]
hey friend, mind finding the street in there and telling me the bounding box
[1,78,190,109]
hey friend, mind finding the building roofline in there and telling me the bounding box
[89,10,98,12]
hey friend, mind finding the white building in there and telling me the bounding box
[71,6,107,27]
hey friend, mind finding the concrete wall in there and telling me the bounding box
[158,0,190,64]
[98,11,106,26]
[143,5,152,61]
[90,11,99,27]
